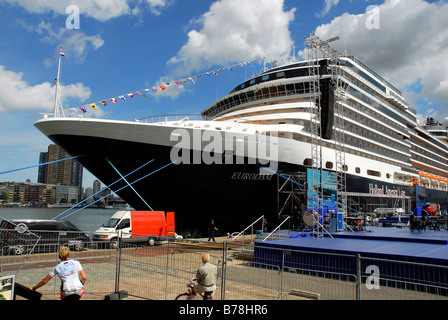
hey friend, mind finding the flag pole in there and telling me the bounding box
[53,47,63,117]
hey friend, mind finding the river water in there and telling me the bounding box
[0,207,118,233]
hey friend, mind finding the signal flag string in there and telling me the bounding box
[66,57,278,114]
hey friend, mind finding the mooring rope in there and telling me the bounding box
[51,158,155,220]
[106,158,153,211]
[57,160,177,220]
[0,155,84,175]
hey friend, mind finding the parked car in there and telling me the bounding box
[0,219,90,255]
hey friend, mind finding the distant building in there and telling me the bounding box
[85,187,93,204]
[91,180,111,204]
[38,144,83,202]
[0,182,24,203]
[56,184,79,204]
[93,180,101,194]
[37,152,48,184]
[0,181,56,204]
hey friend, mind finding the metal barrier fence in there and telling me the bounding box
[1,230,448,300]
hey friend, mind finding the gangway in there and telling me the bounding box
[230,215,265,244]
[262,216,291,242]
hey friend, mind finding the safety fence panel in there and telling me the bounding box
[113,240,226,300]
[230,242,357,300]
[359,256,448,300]
[0,218,41,277]
[226,242,448,300]
[2,232,448,300]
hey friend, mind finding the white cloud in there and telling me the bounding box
[144,0,172,16]
[0,65,91,113]
[312,0,448,111]
[1,0,172,21]
[37,21,104,62]
[321,0,340,16]
[168,0,295,75]
[151,76,188,99]
[1,0,131,21]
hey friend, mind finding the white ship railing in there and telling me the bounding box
[137,114,214,123]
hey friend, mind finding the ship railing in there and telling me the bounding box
[42,111,217,123]
[136,114,215,124]
[341,55,404,97]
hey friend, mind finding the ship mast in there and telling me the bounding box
[53,47,65,118]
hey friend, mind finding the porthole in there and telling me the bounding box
[304,158,313,167]
[367,170,381,177]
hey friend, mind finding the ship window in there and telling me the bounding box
[304,158,313,167]
[355,167,361,174]
[250,79,256,85]
[386,173,391,179]
[276,72,285,78]
[261,75,270,81]
[325,162,334,169]
[343,165,348,172]
[367,170,381,177]
[240,84,245,90]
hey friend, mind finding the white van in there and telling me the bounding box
[93,210,178,247]
[93,211,131,243]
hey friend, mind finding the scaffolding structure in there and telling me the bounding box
[305,34,324,231]
[276,172,307,229]
[305,33,347,235]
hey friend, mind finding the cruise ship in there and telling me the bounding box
[35,54,448,237]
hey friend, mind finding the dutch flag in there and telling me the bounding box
[60,48,65,57]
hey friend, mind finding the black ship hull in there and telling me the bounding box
[36,120,446,237]
[48,134,280,237]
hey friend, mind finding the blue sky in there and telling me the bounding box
[0,0,447,188]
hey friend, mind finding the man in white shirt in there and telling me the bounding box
[193,253,217,299]
[30,247,87,301]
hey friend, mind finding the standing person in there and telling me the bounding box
[263,218,269,233]
[193,253,217,300]
[208,219,218,242]
[293,206,299,230]
[29,247,86,301]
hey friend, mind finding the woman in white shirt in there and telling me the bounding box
[30,247,87,301]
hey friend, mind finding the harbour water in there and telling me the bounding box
[0,207,118,233]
